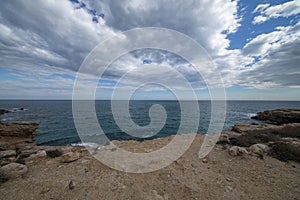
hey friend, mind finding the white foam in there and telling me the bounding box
[71,142,98,147]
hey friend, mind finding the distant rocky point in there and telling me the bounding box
[251,108,300,124]
[0,109,10,115]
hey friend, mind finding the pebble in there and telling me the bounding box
[68,180,75,190]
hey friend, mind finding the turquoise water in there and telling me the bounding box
[0,100,300,145]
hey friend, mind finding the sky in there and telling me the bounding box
[0,0,299,100]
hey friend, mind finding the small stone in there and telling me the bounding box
[111,148,117,152]
[202,158,208,163]
[0,150,16,159]
[225,186,233,192]
[60,152,80,163]
[225,177,232,182]
[68,180,75,190]
[46,149,62,158]
[0,162,27,179]
[191,163,197,168]
[40,187,50,194]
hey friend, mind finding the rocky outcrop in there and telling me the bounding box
[0,109,10,115]
[0,122,40,168]
[0,122,39,138]
[251,108,300,124]
[219,122,300,162]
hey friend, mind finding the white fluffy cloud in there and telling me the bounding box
[253,0,300,24]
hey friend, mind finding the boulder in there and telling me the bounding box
[60,152,80,163]
[0,150,16,159]
[0,162,27,179]
[251,108,300,124]
[229,146,249,156]
[249,144,269,155]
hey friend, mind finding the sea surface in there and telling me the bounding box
[1,100,300,146]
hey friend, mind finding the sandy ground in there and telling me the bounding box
[0,134,299,200]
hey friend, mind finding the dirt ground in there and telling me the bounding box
[0,134,299,200]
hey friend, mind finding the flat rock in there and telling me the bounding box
[60,152,80,163]
[0,162,27,179]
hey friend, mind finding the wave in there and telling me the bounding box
[0,117,14,122]
[246,113,256,117]
[71,142,99,147]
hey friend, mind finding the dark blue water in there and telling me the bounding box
[0,100,300,146]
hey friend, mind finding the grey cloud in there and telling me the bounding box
[238,29,300,88]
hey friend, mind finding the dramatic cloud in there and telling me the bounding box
[0,0,299,99]
[0,0,118,73]
[253,0,300,24]
[239,21,300,88]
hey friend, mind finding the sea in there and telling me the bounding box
[0,100,300,146]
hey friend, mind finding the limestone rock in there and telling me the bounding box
[60,152,80,163]
[0,157,16,166]
[0,162,27,179]
[0,122,39,137]
[17,149,39,160]
[26,150,47,161]
[249,144,269,155]
[0,142,15,151]
[0,150,16,159]
[229,146,249,156]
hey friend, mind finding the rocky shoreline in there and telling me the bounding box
[0,108,299,199]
